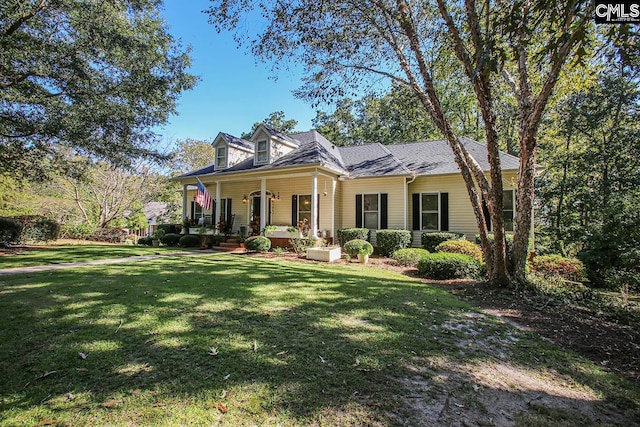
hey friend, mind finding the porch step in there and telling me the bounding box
[218,242,239,248]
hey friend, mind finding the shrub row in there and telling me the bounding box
[436,239,483,262]
[530,254,586,281]
[157,223,181,234]
[418,253,482,280]
[60,223,96,240]
[0,216,60,244]
[392,248,430,266]
[421,232,464,252]
[89,227,128,243]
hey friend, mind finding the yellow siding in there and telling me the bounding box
[340,177,406,245]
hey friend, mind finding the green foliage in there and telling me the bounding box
[289,237,316,257]
[245,236,271,252]
[138,236,153,246]
[171,138,216,174]
[530,255,586,282]
[0,217,23,244]
[157,224,181,234]
[161,233,182,247]
[13,215,61,243]
[343,239,373,257]
[337,228,370,246]
[179,234,201,248]
[60,223,96,240]
[241,111,298,139]
[375,229,412,257]
[417,253,482,280]
[89,227,128,243]
[0,0,197,177]
[421,232,464,252]
[436,239,483,263]
[392,248,430,267]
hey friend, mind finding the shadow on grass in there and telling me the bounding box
[0,255,637,425]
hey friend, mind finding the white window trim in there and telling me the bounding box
[298,194,312,221]
[255,139,269,164]
[420,192,440,231]
[216,146,227,168]
[361,193,381,230]
[503,189,515,232]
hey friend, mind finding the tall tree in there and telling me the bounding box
[241,111,298,138]
[170,138,216,173]
[0,0,197,177]
[207,0,614,285]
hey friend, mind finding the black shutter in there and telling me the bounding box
[226,199,232,223]
[482,198,491,231]
[355,194,363,228]
[317,194,320,226]
[440,193,449,231]
[412,193,420,230]
[291,195,298,225]
[380,193,388,229]
[211,200,216,221]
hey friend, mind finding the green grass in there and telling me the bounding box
[0,245,183,269]
[0,254,637,426]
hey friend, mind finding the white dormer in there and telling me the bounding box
[250,124,298,166]
[212,132,254,170]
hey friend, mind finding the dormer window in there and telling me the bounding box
[256,140,268,163]
[216,146,226,168]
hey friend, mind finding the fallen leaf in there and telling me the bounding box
[253,340,258,352]
[101,399,119,409]
[208,347,219,356]
[35,371,57,380]
[220,390,228,399]
[78,352,88,360]
[37,421,58,426]
[213,401,228,414]
[223,374,231,380]
[319,355,326,364]
[75,368,88,372]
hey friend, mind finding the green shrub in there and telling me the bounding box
[245,235,271,252]
[392,248,430,266]
[475,233,515,272]
[376,229,412,257]
[421,232,464,252]
[60,223,96,240]
[138,236,153,246]
[343,239,373,257]
[179,234,201,248]
[417,253,482,280]
[157,223,181,234]
[13,215,60,243]
[161,233,182,246]
[530,255,586,281]
[337,228,370,246]
[0,217,23,244]
[290,237,316,257]
[211,235,225,246]
[436,239,483,262]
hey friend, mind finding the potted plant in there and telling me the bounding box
[152,229,165,248]
[358,247,371,264]
[237,232,246,249]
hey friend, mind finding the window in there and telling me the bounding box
[421,193,439,230]
[503,189,515,231]
[190,200,203,221]
[256,140,268,163]
[363,194,379,229]
[298,195,312,223]
[216,146,226,168]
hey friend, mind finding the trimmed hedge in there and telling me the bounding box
[376,229,412,257]
[161,233,182,246]
[0,217,23,244]
[157,223,181,234]
[421,232,464,252]
[8,215,60,243]
[392,248,430,267]
[436,239,483,262]
[89,227,127,243]
[343,239,373,256]
[138,236,153,246]
[337,228,370,246]
[417,253,482,280]
[245,235,271,252]
[60,223,96,240]
[530,254,586,281]
[179,234,201,248]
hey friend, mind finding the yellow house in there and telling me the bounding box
[175,124,519,246]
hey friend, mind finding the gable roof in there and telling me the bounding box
[218,132,254,152]
[176,129,520,180]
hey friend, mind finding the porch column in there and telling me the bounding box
[182,184,188,223]
[215,181,221,230]
[311,172,318,238]
[331,177,337,240]
[260,178,267,231]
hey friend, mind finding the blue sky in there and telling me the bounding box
[157,0,318,143]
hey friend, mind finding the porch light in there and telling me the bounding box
[271,192,280,202]
[242,195,248,204]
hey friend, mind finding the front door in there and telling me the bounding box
[251,197,272,226]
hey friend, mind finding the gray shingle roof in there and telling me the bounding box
[177,130,519,180]
[262,125,299,147]
[220,132,254,151]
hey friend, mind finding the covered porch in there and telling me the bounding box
[181,167,340,243]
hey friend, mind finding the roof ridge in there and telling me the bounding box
[378,143,413,175]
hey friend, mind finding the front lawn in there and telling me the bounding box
[0,244,182,269]
[0,254,637,426]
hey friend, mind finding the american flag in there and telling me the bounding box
[195,178,212,211]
